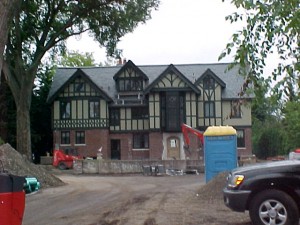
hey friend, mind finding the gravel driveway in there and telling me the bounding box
[23,173,251,225]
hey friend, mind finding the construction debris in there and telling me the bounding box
[0,143,64,189]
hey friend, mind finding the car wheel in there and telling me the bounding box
[58,162,67,170]
[249,189,299,225]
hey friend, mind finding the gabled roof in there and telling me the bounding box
[47,68,114,103]
[195,68,226,88]
[144,64,201,94]
[47,62,253,104]
[113,60,149,81]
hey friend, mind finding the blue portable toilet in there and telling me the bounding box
[204,126,237,183]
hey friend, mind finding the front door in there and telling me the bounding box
[111,139,121,160]
[167,136,180,159]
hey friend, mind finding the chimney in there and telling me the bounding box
[117,58,122,65]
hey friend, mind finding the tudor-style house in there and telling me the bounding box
[47,60,253,160]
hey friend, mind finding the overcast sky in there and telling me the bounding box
[67,0,243,65]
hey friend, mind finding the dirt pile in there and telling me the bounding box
[0,143,64,188]
[196,171,228,202]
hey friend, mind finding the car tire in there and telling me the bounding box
[249,189,299,225]
[58,162,67,170]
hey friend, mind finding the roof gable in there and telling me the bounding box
[195,68,226,88]
[47,68,112,103]
[144,64,200,94]
[113,60,149,81]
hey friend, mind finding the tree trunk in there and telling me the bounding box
[16,98,32,160]
[3,58,35,161]
[0,0,18,81]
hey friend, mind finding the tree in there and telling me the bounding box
[0,0,19,78]
[282,101,300,151]
[220,0,300,101]
[58,50,97,67]
[3,0,160,160]
[30,62,55,162]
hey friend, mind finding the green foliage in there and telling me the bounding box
[58,51,97,67]
[220,0,300,102]
[252,116,287,159]
[30,61,55,161]
[282,101,300,151]
[3,0,160,157]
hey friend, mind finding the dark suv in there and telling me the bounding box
[223,160,300,225]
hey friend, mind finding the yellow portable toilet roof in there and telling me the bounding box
[204,126,236,136]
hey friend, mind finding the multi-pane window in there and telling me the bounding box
[133,133,149,149]
[74,82,85,92]
[231,100,242,118]
[203,76,215,89]
[237,130,245,148]
[75,131,85,144]
[204,101,215,118]
[109,108,120,126]
[160,92,185,131]
[61,131,70,145]
[118,78,142,91]
[89,101,100,118]
[60,100,71,119]
[132,107,148,119]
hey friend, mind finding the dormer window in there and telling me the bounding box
[74,82,85,92]
[203,76,215,89]
[118,78,142,92]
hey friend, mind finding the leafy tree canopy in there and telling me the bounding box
[58,50,97,67]
[3,0,160,159]
[220,0,300,101]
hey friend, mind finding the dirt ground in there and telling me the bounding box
[23,172,252,225]
[0,144,251,225]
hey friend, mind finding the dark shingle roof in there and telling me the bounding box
[47,62,252,103]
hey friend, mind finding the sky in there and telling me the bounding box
[67,0,243,65]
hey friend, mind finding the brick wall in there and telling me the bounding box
[53,129,109,158]
[149,132,163,159]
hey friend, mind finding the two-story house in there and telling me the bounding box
[47,60,253,160]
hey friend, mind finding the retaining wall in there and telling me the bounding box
[73,159,204,174]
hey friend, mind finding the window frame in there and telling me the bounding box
[89,100,100,119]
[133,133,149,149]
[204,101,215,118]
[60,100,71,119]
[117,77,143,92]
[75,131,85,145]
[132,107,149,119]
[237,129,245,148]
[109,108,120,126]
[203,76,215,89]
[231,100,242,118]
[74,81,85,93]
[61,131,70,145]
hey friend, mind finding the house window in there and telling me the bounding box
[74,82,85,92]
[160,92,185,132]
[133,133,149,149]
[61,131,70,145]
[204,101,215,118]
[118,78,142,91]
[109,108,120,126]
[60,100,71,119]
[237,130,245,148]
[75,131,85,144]
[203,76,215,89]
[89,101,100,118]
[132,107,148,119]
[231,100,242,118]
